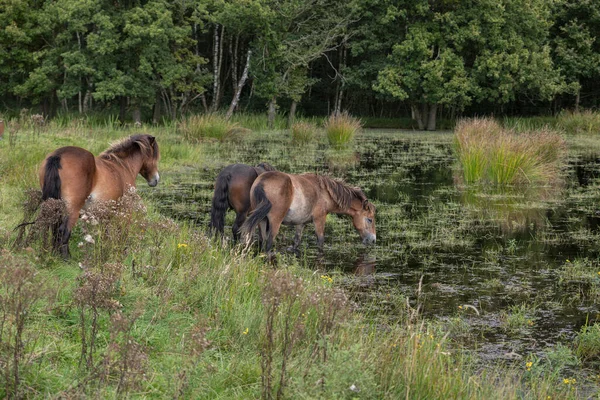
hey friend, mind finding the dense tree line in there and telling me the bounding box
[1,0,599,129]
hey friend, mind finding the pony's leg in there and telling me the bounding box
[258,220,268,251]
[232,212,246,242]
[314,215,326,250]
[265,218,283,254]
[59,201,84,258]
[287,224,304,252]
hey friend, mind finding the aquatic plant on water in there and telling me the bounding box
[180,114,248,142]
[324,112,362,149]
[454,118,565,185]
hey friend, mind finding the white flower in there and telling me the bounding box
[84,234,95,244]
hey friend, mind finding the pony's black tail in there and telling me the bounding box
[240,184,271,242]
[209,171,231,235]
[42,155,62,200]
[40,155,65,254]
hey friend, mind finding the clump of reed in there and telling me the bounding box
[290,121,318,144]
[179,114,249,142]
[557,110,600,135]
[454,118,565,185]
[324,112,361,148]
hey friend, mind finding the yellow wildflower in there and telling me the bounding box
[242,328,249,335]
[320,275,333,283]
[177,243,188,249]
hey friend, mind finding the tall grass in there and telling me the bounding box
[454,118,565,185]
[324,112,362,148]
[179,114,248,142]
[557,110,600,135]
[290,121,319,144]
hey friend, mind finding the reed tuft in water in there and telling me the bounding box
[454,118,565,185]
[324,112,361,148]
[290,121,318,144]
[180,114,248,142]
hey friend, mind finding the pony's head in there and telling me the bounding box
[318,175,376,245]
[351,198,376,245]
[137,135,160,187]
[102,134,161,186]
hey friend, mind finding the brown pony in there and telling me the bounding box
[209,162,276,240]
[241,172,376,253]
[39,134,160,257]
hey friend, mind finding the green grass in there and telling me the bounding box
[575,323,600,361]
[454,118,566,185]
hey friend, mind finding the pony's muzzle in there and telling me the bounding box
[148,173,160,187]
[362,233,376,245]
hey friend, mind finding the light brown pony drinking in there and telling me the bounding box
[241,171,376,254]
[39,134,160,257]
[209,162,276,240]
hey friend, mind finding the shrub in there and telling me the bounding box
[557,110,600,135]
[454,118,565,185]
[180,114,248,142]
[324,112,361,148]
[290,121,318,144]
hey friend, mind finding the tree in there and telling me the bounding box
[252,0,350,127]
[551,0,600,111]
[375,0,564,130]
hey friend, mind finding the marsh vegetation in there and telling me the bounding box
[2,115,600,398]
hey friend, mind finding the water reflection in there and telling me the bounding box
[354,252,376,276]
[458,185,561,234]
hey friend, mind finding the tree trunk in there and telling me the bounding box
[132,106,141,126]
[333,42,347,115]
[210,24,225,112]
[426,103,438,131]
[152,92,161,124]
[83,90,92,114]
[226,50,251,120]
[575,87,580,113]
[411,104,425,130]
[288,100,297,127]
[267,97,277,129]
[119,97,127,123]
[201,94,208,113]
[230,35,239,94]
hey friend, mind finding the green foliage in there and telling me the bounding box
[324,112,361,149]
[454,118,566,185]
[373,0,564,130]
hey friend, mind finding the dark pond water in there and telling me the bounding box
[144,130,600,366]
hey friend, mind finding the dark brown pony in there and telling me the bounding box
[241,172,376,253]
[39,134,160,257]
[209,162,276,240]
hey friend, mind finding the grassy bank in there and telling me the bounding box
[0,120,588,398]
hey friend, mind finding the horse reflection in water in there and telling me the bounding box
[354,253,376,276]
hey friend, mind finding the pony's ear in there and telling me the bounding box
[362,199,369,210]
[148,135,156,144]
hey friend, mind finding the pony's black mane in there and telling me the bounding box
[100,134,159,161]
[255,162,276,172]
